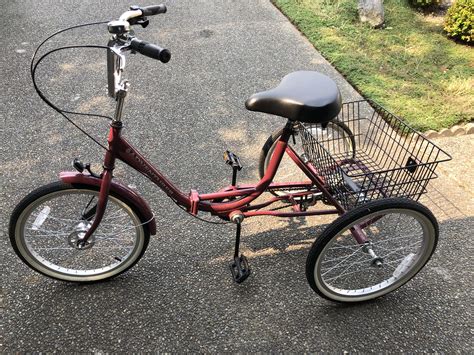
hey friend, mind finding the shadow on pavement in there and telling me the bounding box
[3,214,472,352]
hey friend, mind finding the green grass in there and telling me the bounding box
[273,0,474,131]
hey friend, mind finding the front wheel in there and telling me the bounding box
[9,182,150,282]
[306,198,438,303]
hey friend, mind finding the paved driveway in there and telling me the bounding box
[1,0,472,352]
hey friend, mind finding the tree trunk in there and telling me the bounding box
[358,0,385,28]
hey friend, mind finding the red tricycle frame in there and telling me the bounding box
[61,119,360,243]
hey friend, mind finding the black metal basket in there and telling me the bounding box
[298,100,452,210]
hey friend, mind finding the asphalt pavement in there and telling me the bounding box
[1,0,472,352]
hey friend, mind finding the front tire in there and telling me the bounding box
[9,182,150,282]
[306,198,438,303]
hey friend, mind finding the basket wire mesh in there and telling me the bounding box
[298,100,452,210]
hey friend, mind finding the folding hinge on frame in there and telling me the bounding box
[189,189,200,215]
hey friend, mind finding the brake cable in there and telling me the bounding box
[31,21,115,150]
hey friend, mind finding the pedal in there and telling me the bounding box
[223,150,243,171]
[230,254,251,283]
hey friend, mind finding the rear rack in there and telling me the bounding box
[298,100,452,210]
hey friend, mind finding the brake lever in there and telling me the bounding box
[128,16,149,28]
[128,5,150,28]
[136,18,150,28]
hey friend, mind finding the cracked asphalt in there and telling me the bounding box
[1,0,472,352]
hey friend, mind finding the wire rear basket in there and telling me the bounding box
[298,100,452,210]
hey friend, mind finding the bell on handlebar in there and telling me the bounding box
[107,20,130,34]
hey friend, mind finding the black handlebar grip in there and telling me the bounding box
[130,38,171,63]
[140,4,167,16]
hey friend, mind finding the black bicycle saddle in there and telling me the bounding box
[245,71,342,123]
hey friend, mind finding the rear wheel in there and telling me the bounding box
[9,182,150,282]
[306,198,438,303]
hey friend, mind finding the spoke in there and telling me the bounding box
[324,268,364,283]
[26,227,71,236]
[323,234,422,264]
[382,262,397,271]
[321,248,364,277]
[36,246,131,251]
[384,255,416,265]
[377,248,412,260]
[32,211,126,225]
[28,217,136,234]
[97,223,135,230]
[375,240,422,256]
[90,246,132,250]
[102,211,129,221]
[95,236,134,248]
[110,237,129,248]
[96,237,133,243]
[323,262,378,283]
[322,249,366,264]
[325,228,422,251]
[377,243,421,260]
[322,253,372,270]
[325,242,363,251]
[26,228,69,235]
[382,256,415,270]
[32,214,82,225]
[25,233,67,239]
[322,244,422,283]
[367,233,423,246]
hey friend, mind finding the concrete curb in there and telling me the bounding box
[424,122,474,138]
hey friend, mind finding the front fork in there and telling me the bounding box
[77,169,113,246]
[77,83,128,246]
[76,127,118,246]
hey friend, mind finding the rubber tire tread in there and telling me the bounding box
[9,181,151,283]
[305,198,438,303]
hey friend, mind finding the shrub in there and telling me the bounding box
[445,0,474,43]
[410,0,441,7]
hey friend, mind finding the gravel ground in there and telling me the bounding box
[1,0,472,352]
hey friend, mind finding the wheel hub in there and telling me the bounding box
[68,221,95,250]
[363,242,384,268]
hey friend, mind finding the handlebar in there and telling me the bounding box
[118,5,167,22]
[118,9,143,22]
[139,4,167,16]
[130,38,171,63]
[108,4,171,63]
[107,4,170,97]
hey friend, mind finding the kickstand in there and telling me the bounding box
[229,219,251,283]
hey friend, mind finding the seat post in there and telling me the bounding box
[281,119,295,142]
[283,119,295,134]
